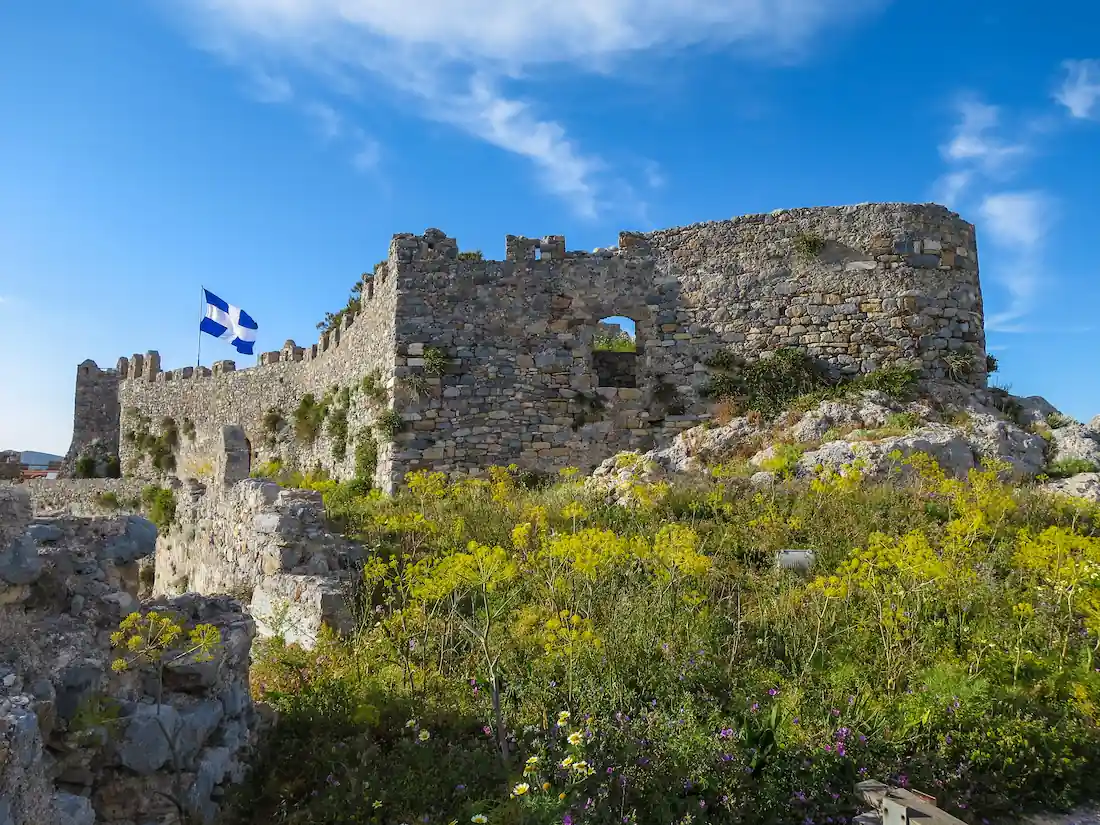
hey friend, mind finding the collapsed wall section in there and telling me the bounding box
[114,260,400,488]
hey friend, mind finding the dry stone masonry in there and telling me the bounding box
[62,203,986,491]
[0,486,261,825]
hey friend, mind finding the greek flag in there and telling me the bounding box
[200,289,258,355]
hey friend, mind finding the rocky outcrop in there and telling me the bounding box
[0,487,260,825]
[590,384,1100,502]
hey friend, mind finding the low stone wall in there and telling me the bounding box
[0,487,260,825]
[155,478,364,648]
[14,478,148,516]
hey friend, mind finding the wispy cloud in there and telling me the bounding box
[167,0,888,216]
[978,191,1054,329]
[247,68,293,103]
[1055,59,1100,119]
[351,134,381,173]
[303,101,343,141]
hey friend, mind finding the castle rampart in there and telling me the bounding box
[63,202,986,490]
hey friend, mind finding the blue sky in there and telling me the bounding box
[1,0,1098,454]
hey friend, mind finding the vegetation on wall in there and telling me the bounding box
[123,409,178,472]
[792,231,826,260]
[422,346,449,376]
[293,393,330,443]
[374,409,404,441]
[316,260,386,333]
[181,418,196,440]
[354,429,379,489]
[360,369,389,406]
[702,347,918,419]
[230,457,1100,825]
[457,250,484,261]
[140,484,176,531]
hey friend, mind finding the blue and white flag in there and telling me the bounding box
[200,289,258,355]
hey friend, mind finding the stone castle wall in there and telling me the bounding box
[64,202,986,489]
[390,203,985,479]
[108,252,400,486]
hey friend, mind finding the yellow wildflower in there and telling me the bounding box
[512,783,530,797]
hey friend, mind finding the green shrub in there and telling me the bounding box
[263,408,284,433]
[884,412,921,431]
[375,409,404,441]
[74,455,96,479]
[457,250,484,261]
[1045,457,1099,479]
[140,485,176,531]
[294,393,329,442]
[328,406,350,460]
[1047,412,1076,429]
[250,460,284,481]
[986,353,999,374]
[593,330,636,352]
[792,231,825,260]
[354,430,378,486]
[360,370,388,405]
[759,442,805,477]
[96,491,120,509]
[942,348,975,381]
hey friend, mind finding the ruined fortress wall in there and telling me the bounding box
[386,203,986,479]
[61,360,121,474]
[111,258,400,485]
[647,202,985,395]
[387,228,703,481]
[63,202,987,487]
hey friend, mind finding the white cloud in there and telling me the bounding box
[979,191,1051,248]
[643,160,665,191]
[1056,59,1100,119]
[303,101,343,140]
[939,99,1027,174]
[351,135,381,172]
[247,68,294,102]
[931,169,972,209]
[167,0,887,215]
[978,191,1054,330]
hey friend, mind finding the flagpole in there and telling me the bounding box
[197,285,203,369]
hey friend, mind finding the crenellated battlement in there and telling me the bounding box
[65,202,987,491]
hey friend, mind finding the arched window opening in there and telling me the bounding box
[593,316,637,388]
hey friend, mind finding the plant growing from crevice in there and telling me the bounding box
[401,373,430,399]
[942,348,976,382]
[328,405,350,460]
[74,455,96,479]
[793,231,826,260]
[1047,412,1076,429]
[180,419,196,441]
[375,409,404,441]
[141,485,177,531]
[354,429,378,487]
[110,609,222,824]
[360,370,388,405]
[986,354,999,374]
[422,346,449,376]
[293,393,329,442]
[127,412,178,473]
[456,250,484,261]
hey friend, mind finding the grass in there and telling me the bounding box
[702,348,919,420]
[140,484,176,531]
[227,458,1100,825]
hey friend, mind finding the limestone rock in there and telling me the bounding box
[1042,473,1100,503]
[1049,424,1100,470]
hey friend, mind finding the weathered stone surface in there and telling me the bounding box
[0,487,260,825]
[1042,473,1100,503]
[1050,424,1100,469]
[251,573,356,647]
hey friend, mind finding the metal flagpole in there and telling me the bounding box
[197,285,204,369]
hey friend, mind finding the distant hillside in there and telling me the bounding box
[21,450,63,467]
